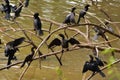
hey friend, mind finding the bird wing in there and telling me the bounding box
[13,37,25,47]
[63,13,71,23]
[48,38,61,48]
[82,61,89,73]
[68,38,80,45]
[34,18,42,30]
[95,57,104,66]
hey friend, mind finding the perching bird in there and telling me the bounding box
[77,4,90,24]
[20,47,35,68]
[4,37,25,66]
[93,26,105,41]
[33,12,43,36]
[63,7,76,25]
[4,0,11,20]
[82,55,106,77]
[48,34,80,60]
[24,0,30,7]
[48,34,80,52]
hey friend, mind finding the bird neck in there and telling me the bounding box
[71,9,75,12]
[84,7,89,11]
[31,48,35,54]
[61,36,65,40]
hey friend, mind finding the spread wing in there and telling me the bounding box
[95,57,104,66]
[68,38,80,45]
[82,61,89,73]
[13,37,25,47]
[48,38,61,48]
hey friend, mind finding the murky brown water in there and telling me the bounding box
[0,0,120,80]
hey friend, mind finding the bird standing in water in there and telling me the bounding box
[4,37,25,66]
[20,47,35,68]
[33,13,43,36]
[77,4,90,24]
[82,55,106,77]
[63,7,76,25]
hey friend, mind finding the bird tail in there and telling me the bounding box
[13,37,25,46]
[99,71,106,77]
[20,60,26,68]
[93,34,99,41]
[77,16,81,24]
[7,59,11,66]
[37,30,43,36]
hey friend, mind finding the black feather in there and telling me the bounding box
[48,38,61,48]
[13,37,25,47]
[82,61,89,73]
[33,13,43,36]
[20,47,35,68]
[4,37,25,66]
[68,38,80,45]
[63,7,76,24]
[95,57,104,66]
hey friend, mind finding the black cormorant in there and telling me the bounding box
[82,55,106,77]
[93,26,105,41]
[4,0,11,20]
[105,22,114,32]
[48,34,80,52]
[20,47,35,68]
[48,34,80,60]
[33,12,43,36]
[4,37,25,66]
[77,4,90,24]
[63,7,76,25]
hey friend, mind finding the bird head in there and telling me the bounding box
[85,4,90,8]
[104,22,109,25]
[34,12,39,18]
[31,46,36,52]
[71,7,76,12]
[89,55,94,61]
[59,34,65,39]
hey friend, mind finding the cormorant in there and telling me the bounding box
[48,34,80,60]
[4,0,11,20]
[20,47,35,68]
[93,21,114,41]
[77,4,90,24]
[93,26,105,41]
[82,55,106,77]
[33,12,43,36]
[63,7,76,25]
[4,37,25,66]
[48,34,80,52]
